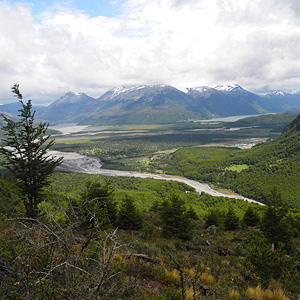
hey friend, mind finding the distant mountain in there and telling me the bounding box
[266,90,290,97]
[79,85,212,125]
[261,90,300,112]
[187,84,266,117]
[0,102,46,118]
[37,92,97,123]
[1,84,300,125]
[214,83,248,93]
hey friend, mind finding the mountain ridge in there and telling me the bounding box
[1,84,300,125]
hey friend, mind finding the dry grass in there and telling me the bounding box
[246,286,263,300]
[165,269,180,282]
[184,267,196,277]
[199,272,214,286]
[185,287,199,300]
[245,286,291,300]
[263,289,274,300]
[272,289,290,300]
[229,289,240,299]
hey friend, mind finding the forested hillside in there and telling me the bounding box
[161,114,300,207]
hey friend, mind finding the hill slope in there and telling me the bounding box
[162,113,300,207]
[227,113,300,205]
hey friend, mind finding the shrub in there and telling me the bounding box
[243,233,299,287]
[72,180,117,230]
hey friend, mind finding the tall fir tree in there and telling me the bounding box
[0,84,62,218]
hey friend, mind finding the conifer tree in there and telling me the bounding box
[186,206,199,220]
[260,205,294,251]
[224,207,240,230]
[159,194,195,240]
[243,207,260,227]
[118,194,144,230]
[0,84,62,218]
[205,209,223,228]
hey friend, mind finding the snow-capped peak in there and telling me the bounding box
[109,84,172,97]
[64,91,83,97]
[110,86,145,97]
[192,86,213,93]
[53,92,87,105]
[267,90,286,97]
[214,84,243,92]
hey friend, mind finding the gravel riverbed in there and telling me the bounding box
[50,151,264,206]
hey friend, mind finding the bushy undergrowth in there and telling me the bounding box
[1,187,300,299]
[2,216,300,299]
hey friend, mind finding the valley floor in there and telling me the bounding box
[52,150,263,205]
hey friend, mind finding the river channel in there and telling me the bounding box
[50,151,264,206]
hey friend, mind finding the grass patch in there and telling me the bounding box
[226,164,249,172]
[109,124,163,130]
[64,139,92,144]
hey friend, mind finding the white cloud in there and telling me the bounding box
[0,0,300,105]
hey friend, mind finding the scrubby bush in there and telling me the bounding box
[243,233,299,287]
[72,180,117,230]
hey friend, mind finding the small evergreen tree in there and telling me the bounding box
[260,205,294,251]
[0,84,62,218]
[74,180,117,230]
[185,206,199,220]
[118,194,144,230]
[159,194,195,240]
[243,207,260,227]
[205,209,223,228]
[224,207,240,230]
[267,186,284,206]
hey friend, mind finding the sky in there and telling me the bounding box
[0,0,300,105]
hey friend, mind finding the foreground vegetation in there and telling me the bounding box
[1,172,300,299]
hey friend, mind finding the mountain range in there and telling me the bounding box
[1,84,300,125]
